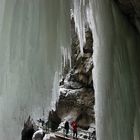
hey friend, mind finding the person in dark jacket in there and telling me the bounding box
[64,121,69,137]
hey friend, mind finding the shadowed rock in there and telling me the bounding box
[21,116,35,140]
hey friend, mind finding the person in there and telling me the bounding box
[64,121,69,137]
[37,118,45,127]
[90,130,96,140]
[71,121,78,139]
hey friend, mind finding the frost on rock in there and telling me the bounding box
[32,129,44,140]
[64,79,83,89]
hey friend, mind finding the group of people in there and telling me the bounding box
[64,120,78,139]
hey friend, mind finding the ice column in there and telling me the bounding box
[73,0,140,140]
[0,0,70,139]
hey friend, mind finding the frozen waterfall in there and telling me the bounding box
[73,0,140,140]
[0,0,70,139]
[0,0,140,140]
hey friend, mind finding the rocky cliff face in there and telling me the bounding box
[50,18,95,130]
[115,0,140,32]
[48,0,140,131]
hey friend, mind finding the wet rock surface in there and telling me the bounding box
[21,18,96,140]
[115,0,140,32]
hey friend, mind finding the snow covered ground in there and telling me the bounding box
[31,114,96,140]
[43,133,56,140]
[57,120,96,140]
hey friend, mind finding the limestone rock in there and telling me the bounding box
[115,0,140,32]
[55,24,95,129]
[47,110,61,131]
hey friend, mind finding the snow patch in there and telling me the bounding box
[43,133,56,140]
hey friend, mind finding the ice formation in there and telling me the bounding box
[0,0,140,140]
[0,0,70,139]
[73,0,140,140]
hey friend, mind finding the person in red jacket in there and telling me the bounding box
[71,121,78,139]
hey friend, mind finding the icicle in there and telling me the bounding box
[73,0,86,55]
[61,46,72,70]
[51,71,60,111]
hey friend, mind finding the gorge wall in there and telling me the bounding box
[48,2,140,140]
[1,1,140,140]
[48,18,95,130]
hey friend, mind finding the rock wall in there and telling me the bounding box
[115,0,140,32]
[53,18,95,129]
